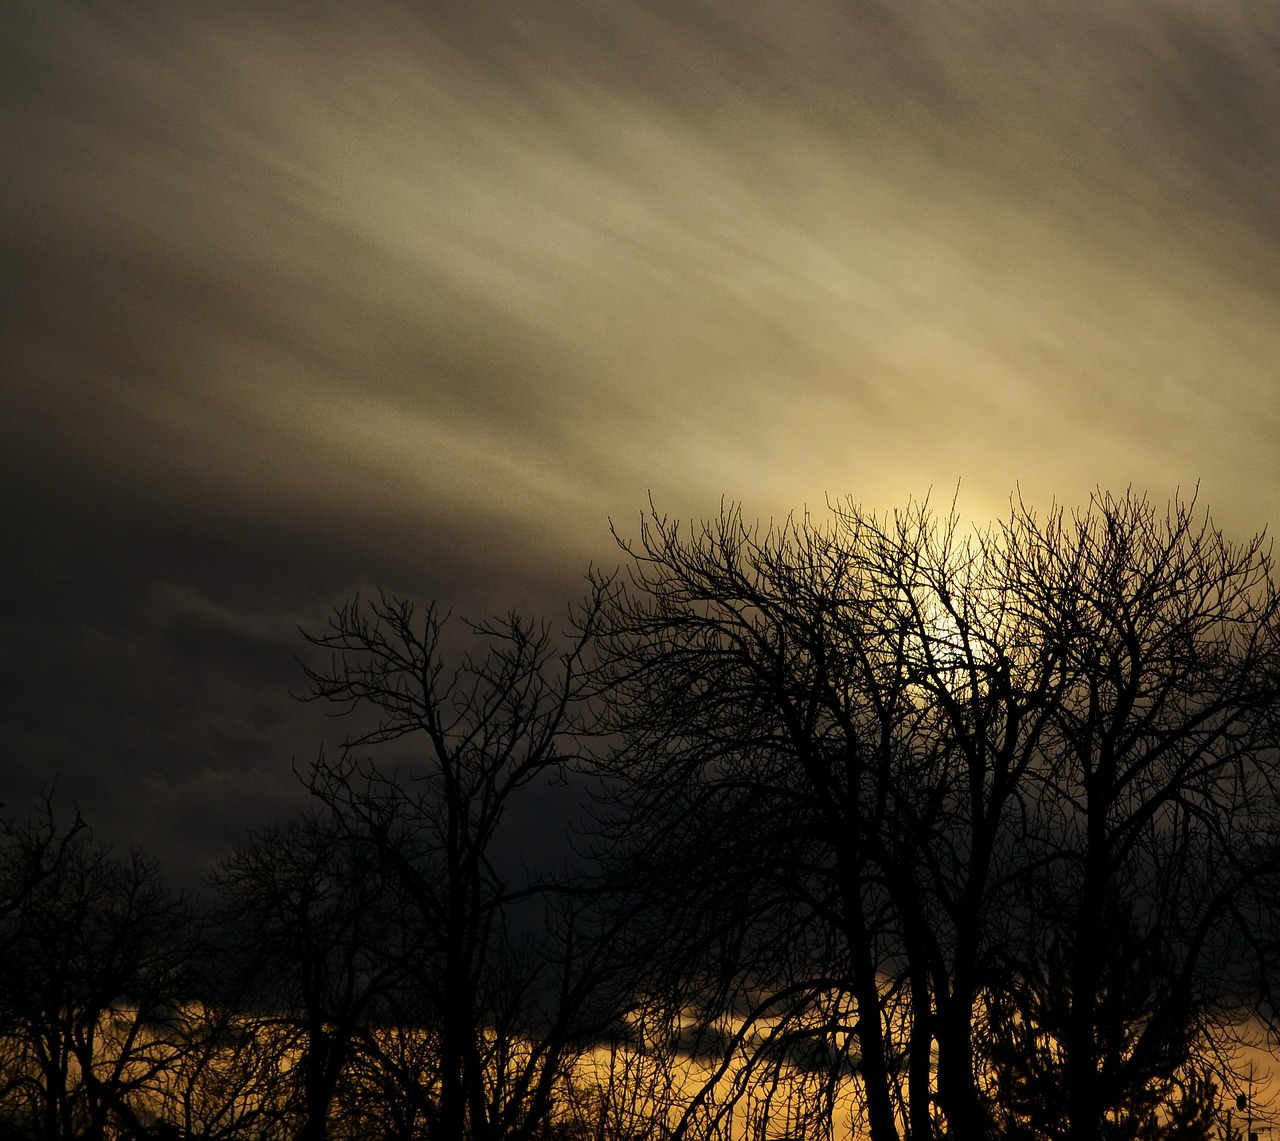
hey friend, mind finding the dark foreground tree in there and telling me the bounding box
[0,806,197,1141]
[588,491,1280,1141]
[980,493,1280,1141]
[212,809,415,1141]
[294,589,626,1141]
[11,489,1271,1141]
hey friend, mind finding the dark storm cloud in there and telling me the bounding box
[2,0,1278,882]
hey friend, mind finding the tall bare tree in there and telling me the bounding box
[588,491,1280,1141]
[981,492,1280,1141]
[296,588,622,1141]
[589,505,927,1141]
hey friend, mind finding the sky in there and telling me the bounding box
[2,0,1279,885]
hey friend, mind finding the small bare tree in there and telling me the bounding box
[0,807,196,1141]
[211,809,413,1141]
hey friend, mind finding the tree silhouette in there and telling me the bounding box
[295,588,622,1141]
[0,808,196,1141]
[588,503,935,1141]
[981,493,1280,1141]
[8,489,1274,1141]
[587,491,1280,1141]
[212,809,414,1141]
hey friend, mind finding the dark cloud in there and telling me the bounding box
[2,0,1278,886]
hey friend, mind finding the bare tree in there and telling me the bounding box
[587,491,1280,1141]
[588,504,924,1141]
[0,794,87,957]
[153,998,296,1141]
[979,491,1280,1141]
[0,809,196,1141]
[211,809,414,1141]
[296,588,621,1141]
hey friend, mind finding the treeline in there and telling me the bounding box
[3,491,1280,1141]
